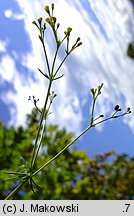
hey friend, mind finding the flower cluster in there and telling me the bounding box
[112,105,131,118]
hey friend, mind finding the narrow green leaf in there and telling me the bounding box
[53,74,64,80]
[38,68,45,76]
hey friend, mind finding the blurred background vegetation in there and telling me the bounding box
[127,41,134,58]
[127,0,134,58]
[1,108,134,200]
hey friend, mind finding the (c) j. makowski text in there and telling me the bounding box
[19,203,79,213]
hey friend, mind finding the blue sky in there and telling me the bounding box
[0,0,134,157]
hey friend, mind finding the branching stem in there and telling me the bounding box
[4,3,131,201]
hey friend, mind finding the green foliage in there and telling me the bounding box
[1,109,134,200]
[127,1,134,58]
[127,42,134,59]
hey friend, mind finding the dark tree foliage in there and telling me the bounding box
[127,0,134,58]
[127,42,134,59]
[0,109,134,200]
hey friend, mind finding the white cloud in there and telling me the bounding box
[1,0,134,133]
[4,9,24,20]
[0,54,47,127]
[4,10,12,18]
[0,40,7,52]
[0,55,15,82]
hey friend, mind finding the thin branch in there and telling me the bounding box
[5,178,29,200]
[32,111,130,176]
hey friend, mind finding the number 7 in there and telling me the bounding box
[125,204,130,212]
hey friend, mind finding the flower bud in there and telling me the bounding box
[51,3,54,11]
[90,88,97,95]
[38,17,42,24]
[64,31,67,35]
[76,37,81,43]
[44,5,50,15]
[90,88,94,94]
[52,16,56,24]
[32,20,36,25]
[127,107,131,112]
[45,17,51,24]
[76,42,82,47]
[114,105,120,111]
[32,21,38,27]
[98,83,103,91]
[67,27,72,34]
[28,96,31,101]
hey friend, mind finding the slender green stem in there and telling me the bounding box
[4,177,20,181]
[67,36,69,53]
[32,124,92,176]
[31,80,52,170]
[91,112,130,127]
[5,111,129,200]
[51,45,59,77]
[90,97,96,126]
[32,112,129,176]
[52,26,59,45]
[5,178,29,200]
[32,118,46,166]
[39,27,51,76]
[31,44,60,170]
[35,104,42,114]
[54,52,70,77]
[4,4,131,201]
[61,35,67,44]
[4,171,28,176]
[42,42,51,76]
[30,27,53,170]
